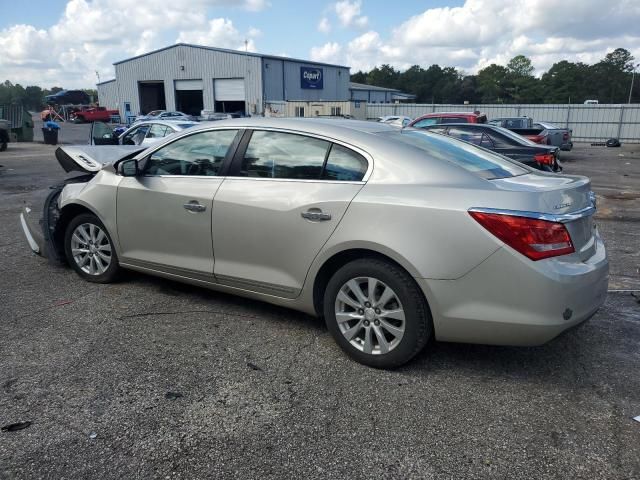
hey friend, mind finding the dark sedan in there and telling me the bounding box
[416,123,561,172]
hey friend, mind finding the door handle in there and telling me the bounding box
[301,208,331,222]
[183,201,206,213]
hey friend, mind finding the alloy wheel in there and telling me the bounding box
[334,277,406,355]
[70,223,112,275]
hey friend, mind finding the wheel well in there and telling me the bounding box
[312,248,418,317]
[52,203,94,261]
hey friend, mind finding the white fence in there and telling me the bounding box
[366,103,640,143]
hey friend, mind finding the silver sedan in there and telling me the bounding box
[20,118,608,368]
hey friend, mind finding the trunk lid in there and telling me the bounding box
[55,145,146,173]
[490,173,596,261]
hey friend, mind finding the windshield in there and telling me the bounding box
[380,129,528,180]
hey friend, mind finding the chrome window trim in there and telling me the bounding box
[136,125,375,182]
[142,174,364,185]
[468,204,596,224]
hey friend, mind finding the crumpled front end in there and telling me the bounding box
[19,175,94,263]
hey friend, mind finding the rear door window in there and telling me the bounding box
[239,131,329,179]
[146,124,169,139]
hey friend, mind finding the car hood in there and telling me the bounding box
[55,145,147,173]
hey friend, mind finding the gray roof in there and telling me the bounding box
[113,43,350,69]
[349,82,401,92]
[96,79,116,85]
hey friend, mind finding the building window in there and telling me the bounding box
[331,106,341,116]
[295,106,305,117]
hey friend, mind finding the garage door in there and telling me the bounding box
[175,79,203,91]
[214,79,245,101]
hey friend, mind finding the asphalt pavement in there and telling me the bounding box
[0,141,639,479]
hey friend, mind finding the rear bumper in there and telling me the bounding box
[418,233,608,346]
[560,141,573,151]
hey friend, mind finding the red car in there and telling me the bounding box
[409,112,487,128]
[71,107,119,123]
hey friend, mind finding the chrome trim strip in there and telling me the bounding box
[20,213,40,253]
[468,204,596,223]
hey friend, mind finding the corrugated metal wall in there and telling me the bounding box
[114,45,263,118]
[261,59,349,101]
[365,103,640,142]
[96,80,118,109]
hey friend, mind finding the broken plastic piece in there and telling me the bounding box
[1,421,32,432]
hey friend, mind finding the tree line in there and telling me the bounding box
[0,82,97,111]
[351,48,638,104]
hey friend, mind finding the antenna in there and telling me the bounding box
[95,71,100,83]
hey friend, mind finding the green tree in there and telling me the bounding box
[476,64,511,103]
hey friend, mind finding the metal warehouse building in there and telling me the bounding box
[97,43,353,119]
[97,43,414,120]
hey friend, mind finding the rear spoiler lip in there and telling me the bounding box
[468,202,596,224]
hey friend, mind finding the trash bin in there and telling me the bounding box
[42,128,59,145]
[42,120,60,145]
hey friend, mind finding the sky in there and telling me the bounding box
[0,0,639,88]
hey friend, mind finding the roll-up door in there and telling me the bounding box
[175,80,203,91]
[214,79,245,101]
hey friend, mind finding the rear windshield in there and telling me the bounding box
[177,123,196,129]
[379,129,528,180]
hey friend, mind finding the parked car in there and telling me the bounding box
[200,110,243,121]
[487,117,573,150]
[71,107,120,124]
[377,116,412,127]
[409,111,487,128]
[45,90,90,105]
[134,111,194,122]
[0,118,9,151]
[90,120,198,146]
[19,118,607,368]
[416,123,562,171]
[584,99,599,105]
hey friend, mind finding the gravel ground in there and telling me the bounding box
[0,142,638,479]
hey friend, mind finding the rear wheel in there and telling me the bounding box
[64,213,120,283]
[323,258,432,368]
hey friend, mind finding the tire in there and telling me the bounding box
[0,141,6,152]
[73,117,84,124]
[64,213,120,283]
[323,258,432,368]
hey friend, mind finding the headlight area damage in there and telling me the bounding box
[20,145,145,264]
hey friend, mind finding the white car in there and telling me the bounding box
[90,120,199,146]
[134,110,193,122]
[377,116,412,127]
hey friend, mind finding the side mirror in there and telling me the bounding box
[118,159,139,177]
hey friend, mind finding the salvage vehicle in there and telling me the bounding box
[0,118,9,151]
[134,110,194,123]
[71,107,120,124]
[19,118,608,368]
[418,123,562,172]
[409,111,487,128]
[488,117,573,150]
[45,90,90,105]
[91,120,198,146]
[377,116,412,127]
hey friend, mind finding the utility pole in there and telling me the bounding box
[628,63,640,104]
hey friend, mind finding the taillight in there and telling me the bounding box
[534,153,555,165]
[469,211,574,260]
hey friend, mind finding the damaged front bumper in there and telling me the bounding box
[19,175,93,263]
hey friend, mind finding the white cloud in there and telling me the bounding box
[313,0,640,74]
[0,0,267,88]
[310,42,342,64]
[177,18,259,52]
[318,17,331,34]
[334,0,368,29]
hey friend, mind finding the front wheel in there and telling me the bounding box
[64,213,120,283]
[323,258,432,368]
